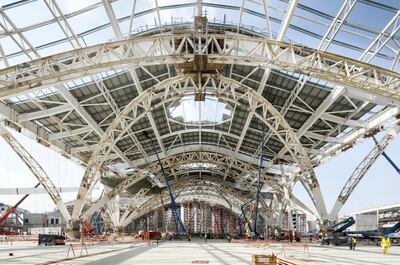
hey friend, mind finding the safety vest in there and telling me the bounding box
[385,238,391,247]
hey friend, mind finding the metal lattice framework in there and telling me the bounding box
[0,123,70,221]
[0,33,399,101]
[120,178,256,227]
[0,0,400,226]
[330,125,400,220]
[71,73,328,221]
[147,151,271,182]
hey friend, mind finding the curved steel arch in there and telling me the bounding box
[118,175,315,227]
[121,193,242,228]
[1,32,399,101]
[120,180,251,227]
[146,151,287,192]
[72,73,327,221]
[82,154,280,226]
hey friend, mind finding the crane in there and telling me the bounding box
[0,124,70,222]
[0,183,40,234]
[332,217,355,233]
[372,136,400,176]
[384,221,400,237]
[321,217,355,245]
[144,131,186,235]
[252,124,265,238]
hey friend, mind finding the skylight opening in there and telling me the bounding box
[179,163,218,170]
[8,87,57,103]
[169,96,232,125]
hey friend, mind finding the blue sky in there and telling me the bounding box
[293,131,400,215]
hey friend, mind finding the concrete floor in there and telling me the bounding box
[0,239,399,264]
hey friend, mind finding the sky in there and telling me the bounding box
[0,130,84,213]
[293,131,400,216]
[0,1,399,217]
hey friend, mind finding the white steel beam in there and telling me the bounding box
[321,113,368,128]
[277,86,345,157]
[329,126,399,220]
[102,0,123,39]
[304,131,344,144]
[0,187,78,195]
[56,85,132,166]
[237,0,298,154]
[74,74,327,219]
[360,12,400,64]
[277,0,298,41]
[102,0,166,155]
[18,104,71,122]
[81,170,150,220]
[318,0,357,51]
[317,107,399,163]
[0,102,88,164]
[49,126,92,141]
[0,124,71,222]
[119,188,151,226]
[0,35,399,102]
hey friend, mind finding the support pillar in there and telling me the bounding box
[67,219,81,239]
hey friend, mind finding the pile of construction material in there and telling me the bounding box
[252,255,297,265]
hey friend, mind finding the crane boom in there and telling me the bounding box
[333,217,355,233]
[0,183,40,228]
[0,124,71,222]
[385,221,400,237]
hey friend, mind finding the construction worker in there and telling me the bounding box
[381,236,390,255]
[351,236,357,250]
[348,236,353,250]
[385,237,391,255]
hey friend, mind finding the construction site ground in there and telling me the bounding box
[0,239,399,264]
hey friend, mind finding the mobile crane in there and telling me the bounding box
[321,217,355,245]
[0,183,40,235]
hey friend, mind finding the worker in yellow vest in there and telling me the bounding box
[381,236,391,255]
[351,236,357,250]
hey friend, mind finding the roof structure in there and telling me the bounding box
[0,0,399,228]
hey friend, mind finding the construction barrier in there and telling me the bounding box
[0,236,9,244]
[280,243,309,258]
[252,254,297,265]
[66,242,88,258]
[1,235,37,241]
[232,239,274,245]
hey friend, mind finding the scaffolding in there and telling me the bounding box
[130,202,237,236]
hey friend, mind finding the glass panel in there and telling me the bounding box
[169,96,232,125]
[57,0,100,14]
[4,1,53,28]
[66,5,108,36]
[23,23,66,48]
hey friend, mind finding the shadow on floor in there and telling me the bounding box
[80,244,158,265]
